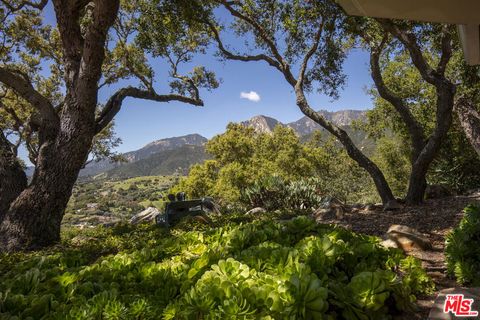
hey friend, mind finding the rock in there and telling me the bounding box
[387,224,432,251]
[425,184,452,200]
[380,239,399,249]
[383,199,402,211]
[130,207,161,224]
[314,197,345,221]
[428,287,480,319]
[245,207,266,215]
[313,206,344,221]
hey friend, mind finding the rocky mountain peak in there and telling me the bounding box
[241,110,366,136]
[241,115,282,133]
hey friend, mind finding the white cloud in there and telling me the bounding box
[240,91,261,102]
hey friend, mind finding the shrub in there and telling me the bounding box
[445,205,480,285]
[241,176,325,211]
[241,175,287,211]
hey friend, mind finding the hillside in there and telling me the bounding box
[241,111,373,153]
[102,145,209,179]
[74,110,369,179]
[287,110,366,136]
[241,110,366,135]
[79,134,208,177]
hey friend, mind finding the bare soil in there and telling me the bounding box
[319,191,480,319]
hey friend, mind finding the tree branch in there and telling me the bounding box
[219,0,287,69]
[455,97,480,157]
[437,27,453,75]
[378,19,439,86]
[0,0,48,11]
[369,35,426,157]
[297,20,325,88]
[0,67,59,127]
[95,86,204,133]
[52,0,86,81]
[206,20,282,72]
[78,0,120,87]
[166,54,204,100]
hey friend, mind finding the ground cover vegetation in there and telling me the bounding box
[445,205,480,286]
[0,214,434,319]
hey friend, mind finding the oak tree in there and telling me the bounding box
[0,0,217,251]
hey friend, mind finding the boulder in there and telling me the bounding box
[387,224,432,251]
[245,207,267,215]
[130,207,161,224]
[313,206,344,221]
[428,287,480,319]
[380,239,399,249]
[425,184,453,200]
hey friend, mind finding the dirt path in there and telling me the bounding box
[319,192,480,319]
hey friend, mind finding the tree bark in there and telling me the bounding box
[0,0,120,251]
[0,131,27,220]
[377,21,456,205]
[0,99,97,250]
[405,83,455,204]
[455,98,480,157]
[295,90,396,205]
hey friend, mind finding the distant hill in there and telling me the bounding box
[80,134,207,177]
[102,145,209,179]
[239,110,372,152]
[48,109,370,180]
[287,110,366,136]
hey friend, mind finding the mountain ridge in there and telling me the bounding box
[79,133,208,177]
[63,109,368,179]
[241,109,366,135]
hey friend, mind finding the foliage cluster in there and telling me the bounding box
[363,44,480,194]
[445,205,480,286]
[0,214,433,319]
[241,175,326,211]
[173,124,379,207]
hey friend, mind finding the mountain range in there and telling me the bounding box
[241,110,366,135]
[76,109,367,179]
[79,134,208,177]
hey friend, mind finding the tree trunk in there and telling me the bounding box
[455,98,480,157]
[0,131,27,220]
[295,92,396,205]
[0,105,96,251]
[405,84,455,204]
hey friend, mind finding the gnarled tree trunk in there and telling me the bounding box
[0,131,27,220]
[0,106,96,250]
[455,97,480,157]
[405,83,456,204]
[0,0,120,251]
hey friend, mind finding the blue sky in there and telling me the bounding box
[22,3,375,159]
[107,48,373,154]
